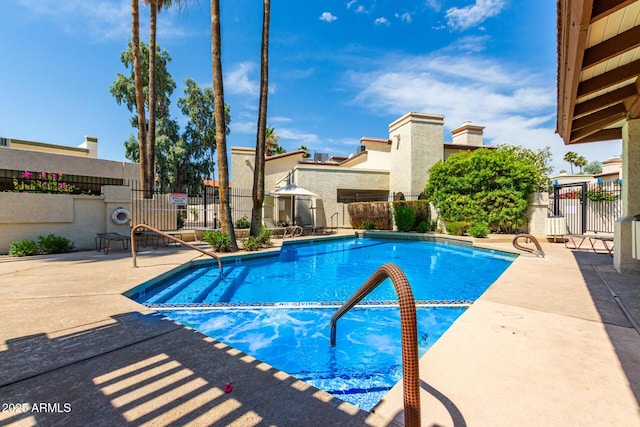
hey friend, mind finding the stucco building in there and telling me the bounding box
[232,112,492,228]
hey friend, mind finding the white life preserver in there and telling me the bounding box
[111,208,131,225]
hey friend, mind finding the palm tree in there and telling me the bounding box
[250,0,271,238]
[211,0,238,251]
[563,151,578,175]
[265,126,280,156]
[575,155,588,174]
[146,0,159,195]
[131,0,149,197]
[146,0,184,194]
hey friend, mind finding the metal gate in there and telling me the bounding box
[550,181,622,234]
[130,182,252,230]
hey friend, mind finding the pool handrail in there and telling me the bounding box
[131,224,223,273]
[512,233,545,258]
[329,263,420,427]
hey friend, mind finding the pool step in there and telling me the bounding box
[144,267,211,304]
[163,268,225,304]
[201,266,249,303]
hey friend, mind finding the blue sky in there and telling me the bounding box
[0,0,622,175]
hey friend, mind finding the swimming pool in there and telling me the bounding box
[128,236,515,410]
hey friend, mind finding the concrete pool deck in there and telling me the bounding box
[0,232,638,426]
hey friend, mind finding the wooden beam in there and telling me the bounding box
[570,111,627,141]
[627,95,640,119]
[574,84,637,117]
[557,0,594,141]
[572,103,627,130]
[568,128,622,143]
[591,0,636,22]
[577,59,640,97]
[583,25,640,69]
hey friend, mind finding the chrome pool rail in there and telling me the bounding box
[512,233,545,258]
[329,262,420,427]
[130,224,223,273]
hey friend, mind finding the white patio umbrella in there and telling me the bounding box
[266,184,317,225]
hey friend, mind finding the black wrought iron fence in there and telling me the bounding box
[0,169,123,195]
[129,181,252,231]
[550,180,622,234]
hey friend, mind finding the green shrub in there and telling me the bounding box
[236,215,251,229]
[394,205,416,232]
[416,221,430,233]
[242,236,262,251]
[37,234,74,254]
[9,239,38,257]
[445,221,471,236]
[202,230,232,252]
[258,227,272,246]
[393,200,430,230]
[347,202,391,230]
[467,222,490,238]
[362,220,376,230]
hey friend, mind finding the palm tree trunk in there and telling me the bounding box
[131,0,149,198]
[250,0,270,237]
[148,2,158,194]
[211,0,238,251]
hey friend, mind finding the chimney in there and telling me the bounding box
[79,135,98,158]
[451,122,484,147]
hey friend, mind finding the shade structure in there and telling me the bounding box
[266,184,317,197]
[266,184,317,226]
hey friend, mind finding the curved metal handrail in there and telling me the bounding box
[330,211,339,229]
[330,263,420,427]
[131,224,223,273]
[513,233,545,258]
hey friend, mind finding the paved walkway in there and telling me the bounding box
[0,233,638,426]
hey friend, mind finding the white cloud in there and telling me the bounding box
[445,0,506,31]
[375,17,390,26]
[226,62,259,96]
[12,0,193,41]
[345,52,619,173]
[356,5,367,14]
[346,0,357,9]
[320,12,338,23]
[447,35,490,52]
[426,0,442,12]
[278,128,321,145]
[395,12,412,23]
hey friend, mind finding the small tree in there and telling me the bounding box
[584,160,603,175]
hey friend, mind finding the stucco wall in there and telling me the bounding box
[350,146,391,170]
[0,147,139,181]
[293,165,389,228]
[0,185,131,254]
[388,113,444,197]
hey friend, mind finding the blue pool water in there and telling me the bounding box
[130,237,515,410]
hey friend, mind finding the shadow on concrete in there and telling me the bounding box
[572,250,640,406]
[421,380,467,427]
[0,312,387,426]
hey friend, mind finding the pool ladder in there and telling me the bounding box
[512,233,545,258]
[330,263,421,427]
[130,224,223,274]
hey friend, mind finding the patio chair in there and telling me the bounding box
[295,216,316,236]
[263,218,287,238]
[95,232,131,254]
[564,229,614,255]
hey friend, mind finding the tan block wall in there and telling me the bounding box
[527,192,549,236]
[0,185,132,254]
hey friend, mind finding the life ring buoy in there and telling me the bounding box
[111,208,131,225]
